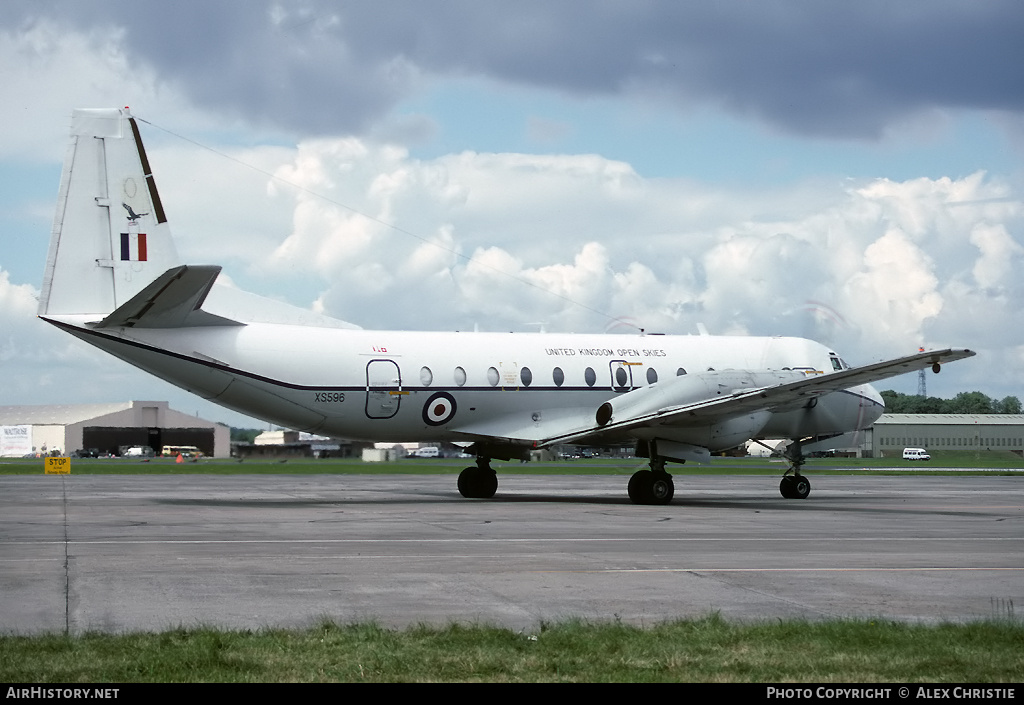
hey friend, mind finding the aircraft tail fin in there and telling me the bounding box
[39,108,182,319]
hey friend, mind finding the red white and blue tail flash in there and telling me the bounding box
[120,232,148,261]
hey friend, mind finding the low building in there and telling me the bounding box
[0,401,230,458]
[760,414,1024,459]
[233,430,361,459]
[872,414,1024,458]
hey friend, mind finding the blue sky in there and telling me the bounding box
[1,1,1022,428]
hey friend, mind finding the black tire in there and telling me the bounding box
[628,470,652,504]
[779,476,795,499]
[477,469,498,498]
[628,471,673,504]
[458,467,497,499]
[780,475,810,499]
[458,467,477,498]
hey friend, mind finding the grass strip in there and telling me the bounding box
[2,616,1022,683]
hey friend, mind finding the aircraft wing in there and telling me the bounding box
[467,347,975,448]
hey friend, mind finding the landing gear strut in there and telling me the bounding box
[458,457,498,499]
[627,455,675,505]
[779,439,811,499]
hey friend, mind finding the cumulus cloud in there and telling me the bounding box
[242,136,1022,382]
[0,269,38,360]
[970,222,1023,289]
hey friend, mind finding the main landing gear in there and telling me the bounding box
[458,457,498,499]
[779,439,811,499]
[627,456,675,505]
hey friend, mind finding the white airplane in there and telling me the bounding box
[38,108,975,504]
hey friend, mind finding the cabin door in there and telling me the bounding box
[609,360,633,392]
[365,359,402,419]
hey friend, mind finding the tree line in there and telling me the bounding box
[879,390,1022,415]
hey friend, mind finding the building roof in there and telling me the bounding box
[0,402,136,425]
[0,401,225,429]
[876,414,1024,426]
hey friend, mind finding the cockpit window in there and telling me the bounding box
[830,356,842,371]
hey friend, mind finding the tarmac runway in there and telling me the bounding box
[1,473,1021,634]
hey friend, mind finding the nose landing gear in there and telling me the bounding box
[779,439,811,499]
[779,472,811,499]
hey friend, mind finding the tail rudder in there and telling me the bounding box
[39,108,180,320]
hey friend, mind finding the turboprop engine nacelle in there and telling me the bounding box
[595,369,808,449]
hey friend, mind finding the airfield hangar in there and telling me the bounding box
[870,414,1024,457]
[803,414,1024,458]
[0,401,230,458]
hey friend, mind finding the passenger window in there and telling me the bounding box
[454,366,467,387]
[521,367,533,387]
[420,366,433,386]
[647,368,658,385]
[584,367,596,387]
[487,367,499,387]
[676,368,687,376]
[552,367,564,387]
[615,367,628,387]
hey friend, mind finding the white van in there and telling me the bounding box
[902,448,930,461]
[414,446,440,458]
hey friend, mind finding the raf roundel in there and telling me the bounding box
[422,392,457,426]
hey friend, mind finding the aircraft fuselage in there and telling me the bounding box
[48,316,883,451]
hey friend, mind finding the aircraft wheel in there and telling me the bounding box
[627,470,673,505]
[780,475,810,499]
[458,467,497,499]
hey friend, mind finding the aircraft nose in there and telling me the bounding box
[860,383,885,426]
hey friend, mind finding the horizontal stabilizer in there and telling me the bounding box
[94,265,242,329]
